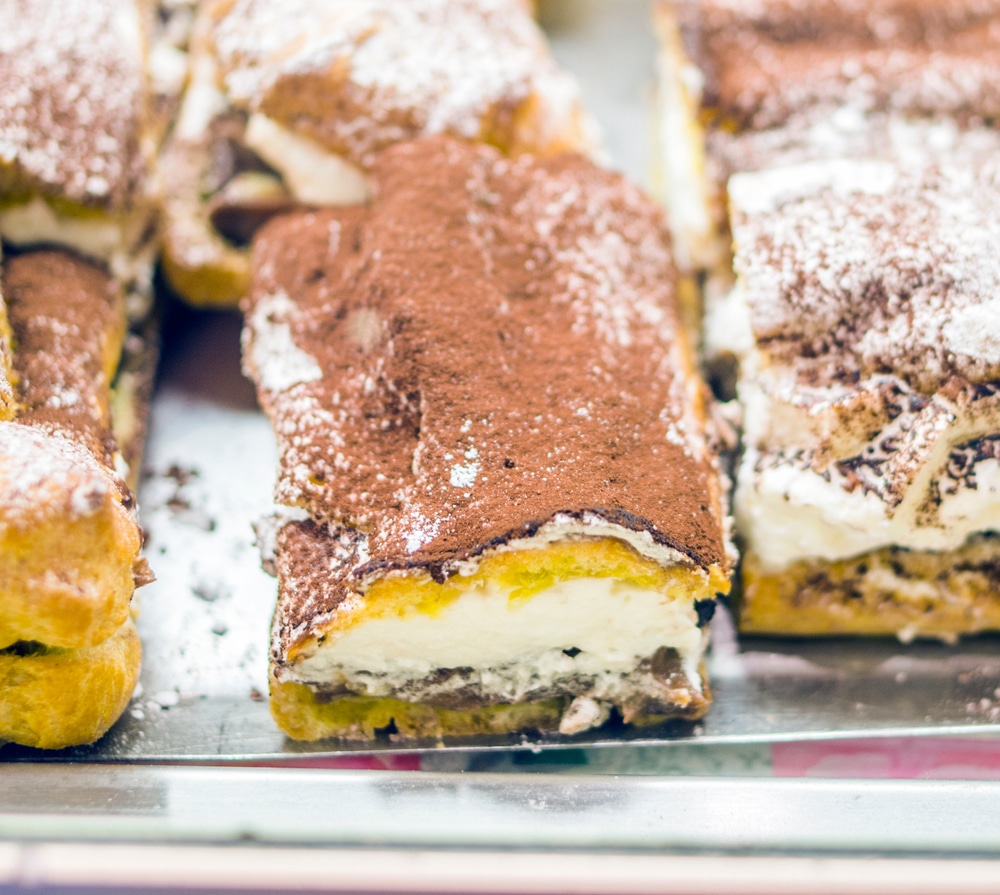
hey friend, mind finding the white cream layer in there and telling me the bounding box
[0,197,156,297]
[0,198,125,267]
[717,283,1000,569]
[244,114,370,206]
[284,575,706,730]
[653,35,719,273]
[736,445,1000,569]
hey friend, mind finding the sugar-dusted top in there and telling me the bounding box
[207,0,590,166]
[245,138,728,640]
[0,0,148,209]
[3,249,131,501]
[0,421,117,532]
[670,0,1000,132]
[730,156,1000,395]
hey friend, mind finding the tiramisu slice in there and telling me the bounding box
[653,0,1000,276]
[243,137,732,741]
[161,0,598,307]
[0,251,151,750]
[715,157,1000,641]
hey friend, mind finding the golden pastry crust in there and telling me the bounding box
[740,536,1000,642]
[0,249,150,748]
[270,660,712,743]
[0,424,142,650]
[0,619,141,750]
[270,681,566,742]
[0,251,148,652]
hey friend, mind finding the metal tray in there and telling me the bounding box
[5,7,1000,893]
[3,0,1000,768]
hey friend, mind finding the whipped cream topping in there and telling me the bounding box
[243,115,371,206]
[0,198,129,268]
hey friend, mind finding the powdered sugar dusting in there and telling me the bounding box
[244,139,730,649]
[209,0,588,167]
[732,157,1000,393]
[0,423,111,529]
[943,302,1000,368]
[728,158,898,217]
[517,163,677,354]
[0,0,147,208]
[244,291,323,395]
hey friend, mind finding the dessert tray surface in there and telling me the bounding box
[3,0,1000,768]
[7,269,1000,764]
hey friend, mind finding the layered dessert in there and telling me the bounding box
[0,251,151,750]
[653,0,1000,276]
[713,157,1000,641]
[0,0,158,287]
[243,137,732,741]
[162,0,599,307]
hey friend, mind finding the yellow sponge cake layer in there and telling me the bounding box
[273,530,725,738]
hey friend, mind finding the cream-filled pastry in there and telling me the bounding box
[0,0,158,286]
[0,250,152,750]
[243,137,732,741]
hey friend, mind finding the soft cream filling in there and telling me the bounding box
[0,198,125,266]
[652,32,717,273]
[736,391,1000,569]
[244,114,370,206]
[0,197,156,301]
[719,278,1000,568]
[285,576,705,713]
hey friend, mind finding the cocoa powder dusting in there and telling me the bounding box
[5,250,125,469]
[675,0,1000,133]
[730,158,1000,395]
[0,0,147,208]
[245,138,727,645]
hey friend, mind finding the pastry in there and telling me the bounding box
[714,156,1000,642]
[0,0,158,286]
[243,137,732,741]
[161,0,599,307]
[653,0,1000,276]
[0,620,142,751]
[0,0,162,479]
[0,250,151,750]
